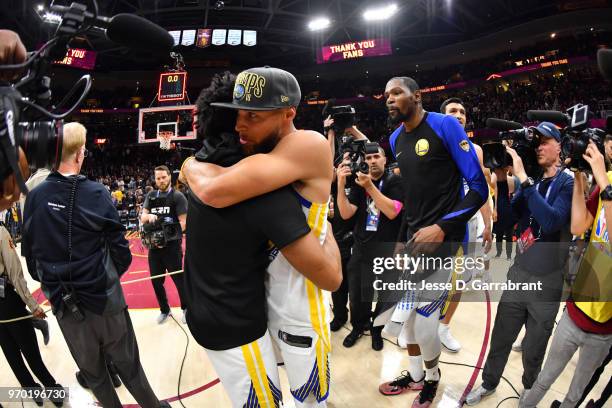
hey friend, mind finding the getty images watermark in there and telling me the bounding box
[371,254,543,292]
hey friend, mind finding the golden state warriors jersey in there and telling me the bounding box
[266,191,331,338]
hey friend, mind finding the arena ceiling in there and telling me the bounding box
[1,0,610,71]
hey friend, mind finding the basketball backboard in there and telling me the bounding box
[138,105,196,144]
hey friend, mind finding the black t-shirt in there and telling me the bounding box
[143,188,188,222]
[184,187,310,350]
[348,172,404,245]
[330,182,356,247]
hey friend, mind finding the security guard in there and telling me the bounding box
[0,225,63,407]
[140,165,188,324]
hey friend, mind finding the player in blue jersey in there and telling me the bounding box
[377,77,487,408]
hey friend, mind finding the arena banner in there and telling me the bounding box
[212,29,227,45]
[53,48,96,70]
[243,30,257,46]
[317,38,392,64]
[196,29,212,48]
[227,29,242,46]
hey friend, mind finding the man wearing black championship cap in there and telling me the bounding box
[182,67,336,407]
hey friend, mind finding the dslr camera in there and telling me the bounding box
[336,137,381,180]
[140,218,182,249]
[482,118,542,179]
[560,104,606,172]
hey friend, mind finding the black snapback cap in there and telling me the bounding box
[211,66,301,111]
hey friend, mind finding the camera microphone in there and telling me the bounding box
[597,48,612,81]
[526,110,570,125]
[50,6,174,54]
[485,118,523,131]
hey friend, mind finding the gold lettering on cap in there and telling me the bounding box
[235,72,266,100]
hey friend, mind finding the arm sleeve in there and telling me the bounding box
[435,116,488,234]
[522,175,574,234]
[174,191,188,216]
[248,189,311,249]
[586,187,600,218]
[101,188,132,275]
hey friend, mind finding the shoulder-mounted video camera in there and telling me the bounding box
[322,99,356,134]
[482,118,542,179]
[0,1,173,199]
[140,219,182,249]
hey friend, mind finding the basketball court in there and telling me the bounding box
[1,236,609,407]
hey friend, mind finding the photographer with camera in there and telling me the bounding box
[21,123,168,408]
[519,141,611,408]
[336,145,403,351]
[467,122,574,405]
[324,113,368,332]
[140,165,188,325]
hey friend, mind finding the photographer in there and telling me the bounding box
[468,122,574,405]
[140,165,188,325]
[22,123,167,408]
[325,116,367,332]
[336,146,404,350]
[519,141,611,408]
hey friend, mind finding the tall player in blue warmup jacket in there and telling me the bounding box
[377,77,487,408]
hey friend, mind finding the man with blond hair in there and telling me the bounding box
[22,123,169,407]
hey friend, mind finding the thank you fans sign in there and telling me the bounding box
[317,38,392,64]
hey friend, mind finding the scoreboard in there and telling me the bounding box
[158,72,187,102]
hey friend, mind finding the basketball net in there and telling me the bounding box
[157,131,174,150]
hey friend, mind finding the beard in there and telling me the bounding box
[243,128,282,155]
[387,109,411,127]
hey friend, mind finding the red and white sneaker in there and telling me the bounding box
[378,371,424,396]
[411,378,440,408]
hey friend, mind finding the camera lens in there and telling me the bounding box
[358,161,369,174]
[19,120,63,173]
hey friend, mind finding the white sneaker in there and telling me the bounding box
[439,324,461,352]
[512,336,524,352]
[181,310,187,324]
[157,312,171,324]
[465,384,496,406]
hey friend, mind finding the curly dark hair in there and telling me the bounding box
[194,71,237,140]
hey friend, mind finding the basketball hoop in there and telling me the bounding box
[157,131,174,150]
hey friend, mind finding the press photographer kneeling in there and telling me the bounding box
[336,143,404,351]
[468,122,574,405]
[140,166,188,325]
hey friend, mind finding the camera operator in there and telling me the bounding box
[140,165,188,325]
[336,146,404,351]
[325,117,368,332]
[467,122,574,405]
[21,123,168,408]
[518,141,611,408]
